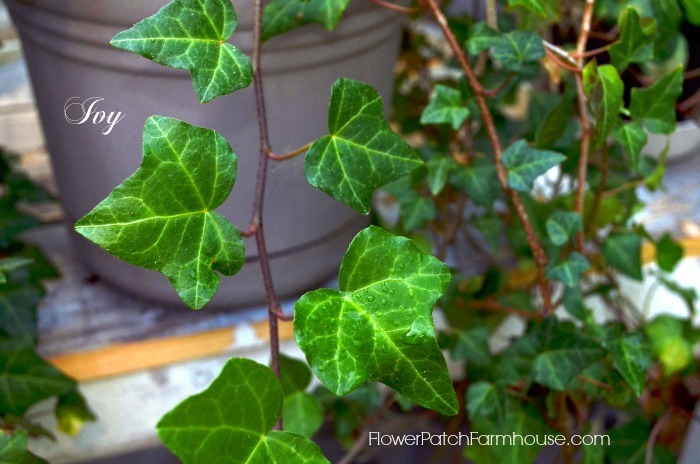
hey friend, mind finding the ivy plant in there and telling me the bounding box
[68,0,700,462]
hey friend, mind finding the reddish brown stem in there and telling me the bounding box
[424,0,553,314]
[545,48,582,74]
[367,0,422,14]
[684,67,700,80]
[483,73,515,97]
[572,43,611,59]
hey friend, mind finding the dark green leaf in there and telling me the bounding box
[294,226,458,415]
[0,286,42,349]
[602,232,643,280]
[609,7,657,72]
[283,391,324,438]
[426,157,456,196]
[546,211,582,246]
[563,285,587,320]
[451,325,491,365]
[545,252,590,288]
[279,354,312,396]
[656,233,684,273]
[466,381,504,421]
[532,331,604,390]
[491,31,545,73]
[604,332,650,396]
[262,0,351,41]
[450,161,497,206]
[55,390,96,436]
[507,0,547,17]
[502,140,565,192]
[157,358,329,464]
[75,116,245,310]
[613,121,647,172]
[0,348,76,416]
[0,430,48,464]
[420,85,470,130]
[0,200,39,248]
[111,0,253,103]
[474,216,502,252]
[467,22,500,55]
[401,196,436,232]
[305,79,423,214]
[535,92,575,149]
[630,66,684,134]
[583,62,624,146]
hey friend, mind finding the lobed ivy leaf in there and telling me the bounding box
[467,22,500,56]
[305,79,423,214]
[420,85,470,130]
[75,116,245,310]
[426,157,456,196]
[450,161,497,207]
[451,326,491,366]
[0,286,42,350]
[583,63,623,147]
[532,330,605,390]
[602,232,643,281]
[0,348,76,416]
[0,430,48,464]
[158,358,328,463]
[656,233,684,273]
[612,121,647,173]
[111,0,253,103]
[535,90,575,149]
[609,7,657,72]
[630,66,684,135]
[604,332,650,397]
[546,211,582,246]
[294,226,458,415]
[262,0,351,41]
[491,31,545,74]
[502,140,565,192]
[545,252,590,288]
[279,355,323,438]
[466,381,505,421]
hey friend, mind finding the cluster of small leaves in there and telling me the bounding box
[0,149,95,461]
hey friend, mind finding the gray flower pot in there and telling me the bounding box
[6,0,405,308]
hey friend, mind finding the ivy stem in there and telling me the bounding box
[574,0,595,254]
[367,0,423,14]
[268,142,312,161]
[252,0,283,429]
[424,0,553,315]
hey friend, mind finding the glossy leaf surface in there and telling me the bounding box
[305,79,423,214]
[630,66,683,134]
[583,63,623,146]
[157,358,329,464]
[75,117,244,309]
[609,7,656,72]
[491,31,545,73]
[262,0,351,41]
[295,226,458,415]
[111,0,253,103]
[420,85,470,130]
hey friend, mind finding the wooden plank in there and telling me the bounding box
[49,319,294,381]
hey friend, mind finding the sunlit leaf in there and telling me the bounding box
[420,85,470,130]
[295,226,458,415]
[75,116,245,309]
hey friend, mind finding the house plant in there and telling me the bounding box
[4,0,407,308]
[4,0,700,462]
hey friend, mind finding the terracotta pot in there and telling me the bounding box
[6,0,405,308]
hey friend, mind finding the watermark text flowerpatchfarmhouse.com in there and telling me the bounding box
[368,431,610,447]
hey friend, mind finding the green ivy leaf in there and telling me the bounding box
[507,0,547,17]
[603,232,643,280]
[532,330,605,390]
[111,0,253,103]
[262,0,351,41]
[0,286,42,349]
[279,355,323,439]
[612,121,647,173]
[583,63,624,147]
[0,348,76,416]
[0,258,33,285]
[563,285,587,320]
[451,326,491,365]
[157,358,329,464]
[420,85,470,130]
[0,430,48,464]
[466,381,505,421]
[305,79,423,214]
[535,91,575,149]
[294,226,458,415]
[502,140,565,192]
[656,233,684,273]
[75,117,244,310]
[55,390,97,437]
[426,157,456,196]
[467,22,500,56]
[545,252,590,288]
[645,316,693,375]
[604,332,650,397]
[450,161,498,206]
[681,0,700,25]
[630,66,684,134]
[491,31,545,74]
[546,211,582,246]
[609,7,657,72]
